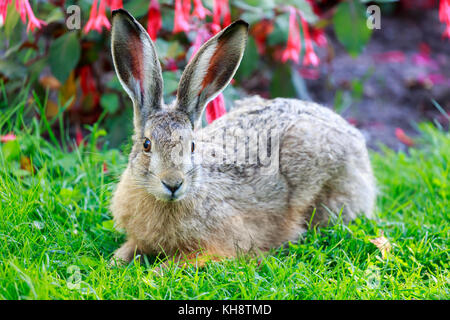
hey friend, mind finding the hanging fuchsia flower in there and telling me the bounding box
[220,0,231,27]
[299,13,319,66]
[281,7,301,64]
[251,20,274,55]
[147,0,162,40]
[212,0,231,33]
[84,0,110,34]
[183,0,191,20]
[311,28,327,48]
[173,0,190,33]
[107,0,123,10]
[439,0,450,39]
[84,0,99,33]
[13,0,46,32]
[95,0,110,31]
[206,93,226,124]
[189,26,212,61]
[0,0,11,24]
[192,0,211,20]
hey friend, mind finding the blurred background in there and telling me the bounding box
[0,0,449,151]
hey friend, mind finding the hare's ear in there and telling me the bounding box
[111,9,163,133]
[176,20,248,128]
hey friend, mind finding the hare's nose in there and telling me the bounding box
[162,180,183,194]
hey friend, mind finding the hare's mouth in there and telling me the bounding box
[156,184,187,202]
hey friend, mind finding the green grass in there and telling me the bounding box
[0,94,448,300]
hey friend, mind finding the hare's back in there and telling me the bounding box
[199,96,364,144]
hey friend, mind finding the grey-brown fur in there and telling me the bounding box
[109,10,375,265]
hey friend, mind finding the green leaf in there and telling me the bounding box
[235,36,259,79]
[162,71,179,96]
[281,0,318,23]
[100,93,119,114]
[4,2,20,41]
[270,64,296,98]
[267,13,289,46]
[1,139,20,161]
[49,32,81,83]
[333,0,372,58]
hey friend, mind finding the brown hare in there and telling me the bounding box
[109,9,376,266]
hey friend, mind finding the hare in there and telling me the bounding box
[109,9,376,266]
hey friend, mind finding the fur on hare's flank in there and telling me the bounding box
[109,9,376,266]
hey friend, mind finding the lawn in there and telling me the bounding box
[0,95,448,300]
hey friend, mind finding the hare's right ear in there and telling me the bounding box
[176,20,248,128]
[111,9,163,133]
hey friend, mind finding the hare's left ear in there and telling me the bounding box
[176,20,248,128]
[111,9,163,133]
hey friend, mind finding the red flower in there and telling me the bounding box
[439,0,450,39]
[0,0,12,24]
[395,128,414,147]
[173,0,190,33]
[281,7,301,64]
[107,0,123,10]
[95,0,110,31]
[0,133,16,143]
[75,125,84,147]
[311,28,327,48]
[251,19,274,55]
[83,0,110,34]
[299,12,319,67]
[189,26,212,61]
[147,0,162,40]
[84,0,100,34]
[205,93,226,124]
[13,0,46,32]
[80,65,99,106]
[212,0,231,33]
[183,0,191,21]
[192,0,211,20]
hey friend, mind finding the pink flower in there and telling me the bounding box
[395,128,414,147]
[147,0,162,40]
[83,0,110,34]
[173,0,190,33]
[281,7,301,64]
[192,0,211,20]
[439,0,450,39]
[95,0,110,31]
[189,26,212,61]
[84,0,99,34]
[206,93,226,124]
[0,0,12,24]
[0,133,16,143]
[14,0,46,32]
[299,13,319,67]
[212,0,231,33]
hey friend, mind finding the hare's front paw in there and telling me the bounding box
[109,239,138,267]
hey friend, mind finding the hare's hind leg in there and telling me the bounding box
[313,153,376,225]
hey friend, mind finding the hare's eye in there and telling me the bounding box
[143,138,151,152]
[191,141,195,153]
